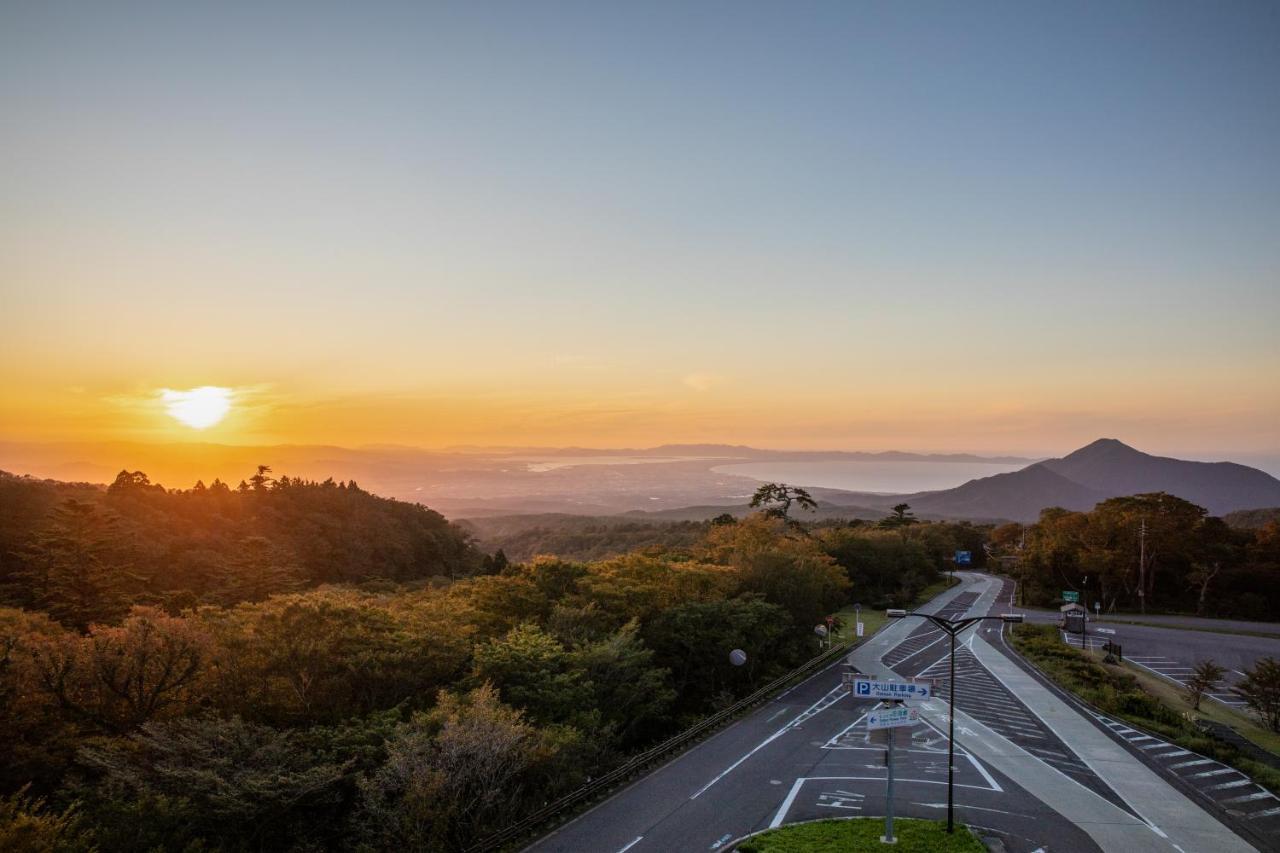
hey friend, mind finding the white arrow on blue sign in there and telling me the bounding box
[867,706,919,730]
[845,675,933,700]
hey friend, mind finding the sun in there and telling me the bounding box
[162,386,231,429]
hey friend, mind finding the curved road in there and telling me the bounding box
[527,573,1267,852]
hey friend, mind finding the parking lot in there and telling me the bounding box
[1057,621,1280,712]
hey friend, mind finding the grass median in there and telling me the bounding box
[736,817,984,852]
[1010,622,1280,793]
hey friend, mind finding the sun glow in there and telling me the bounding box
[162,386,231,429]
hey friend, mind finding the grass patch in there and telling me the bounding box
[1119,660,1280,756]
[1011,623,1280,793]
[831,575,960,649]
[737,817,984,852]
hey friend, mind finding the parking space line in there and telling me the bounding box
[769,778,806,828]
[1170,758,1214,769]
[1224,791,1275,804]
[1208,778,1253,791]
[1251,806,1280,818]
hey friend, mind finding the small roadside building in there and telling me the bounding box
[1058,602,1088,634]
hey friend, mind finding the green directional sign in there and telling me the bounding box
[1062,590,1080,603]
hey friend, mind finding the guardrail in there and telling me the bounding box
[466,642,852,852]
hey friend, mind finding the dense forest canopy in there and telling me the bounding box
[0,468,482,626]
[6,469,1275,849]
[0,470,992,851]
[990,493,1280,618]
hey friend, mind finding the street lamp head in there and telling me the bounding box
[1001,613,1024,623]
[886,609,908,618]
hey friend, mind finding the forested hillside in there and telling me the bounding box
[990,492,1280,618]
[0,472,987,851]
[462,513,713,562]
[0,468,481,626]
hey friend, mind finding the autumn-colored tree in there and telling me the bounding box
[702,514,850,628]
[27,607,207,733]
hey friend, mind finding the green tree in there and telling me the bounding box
[569,621,675,746]
[1233,657,1280,732]
[643,596,800,712]
[0,785,95,853]
[749,483,817,521]
[878,503,918,531]
[1184,660,1226,711]
[77,714,347,851]
[358,683,561,851]
[471,624,588,724]
[18,499,134,630]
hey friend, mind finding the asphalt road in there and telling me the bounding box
[1024,608,1280,710]
[525,574,1263,853]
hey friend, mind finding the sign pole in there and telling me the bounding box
[883,711,896,845]
[947,627,956,833]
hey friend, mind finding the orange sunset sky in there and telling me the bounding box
[2,3,1277,467]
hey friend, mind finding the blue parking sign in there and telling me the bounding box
[954,551,971,565]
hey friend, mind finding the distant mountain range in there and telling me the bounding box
[825,439,1280,522]
[3,438,1276,524]
[440,443,1034,464]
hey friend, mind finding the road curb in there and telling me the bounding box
[1002,628,1278,853]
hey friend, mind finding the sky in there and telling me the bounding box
[2,1,1278,461]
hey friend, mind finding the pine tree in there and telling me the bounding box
[19,499,134,629]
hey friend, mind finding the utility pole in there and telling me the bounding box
[1138,518,1147,615]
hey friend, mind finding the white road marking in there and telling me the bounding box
[966,751,1003,792]
[1208,778,1253,790]
[1250,806,1280,818]
[911,802,1026,817]
[692,691,858,798]
[1189,767,1235,779]
[1224,791,1274,804]
[1170,758,1214,769]
[616,836,643,853]
[770,778,805,828]
[804,774,998,792]
[888,633,950,667]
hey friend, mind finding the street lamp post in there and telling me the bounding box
[886,608,1024,833]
